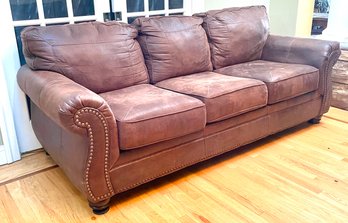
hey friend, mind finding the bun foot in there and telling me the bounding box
[308,116,322,124]
[89,198,111,215]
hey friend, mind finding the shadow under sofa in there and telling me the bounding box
[17,6,340,214]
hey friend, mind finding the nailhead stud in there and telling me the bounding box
[75,108,114,201]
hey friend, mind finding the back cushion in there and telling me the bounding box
[196,6,269,69]
[21,22,149,93]
[133,16,213,83]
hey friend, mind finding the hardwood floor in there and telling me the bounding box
[0,107,347,222]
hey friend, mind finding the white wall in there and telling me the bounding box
[204,0,270,11]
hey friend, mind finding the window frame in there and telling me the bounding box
[116,0,192,23]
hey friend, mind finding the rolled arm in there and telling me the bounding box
[17,65,118,202]
[261,35,341,114]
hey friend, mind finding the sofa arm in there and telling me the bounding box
[17,65,118,203]
[261,35,341,114]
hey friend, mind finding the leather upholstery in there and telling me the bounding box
[261,35,341,113]
[133,16,213,83]
[16,7,341,211]
[99,84,206,150]
[17,65,119,202]
[195,6,269,69]
[21,21,149,93]
[215,60,319,104]
[116,131,204,167]
[156,72,268,123]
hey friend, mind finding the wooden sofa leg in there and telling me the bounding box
[309,116,322,124]
[89,198,111,215]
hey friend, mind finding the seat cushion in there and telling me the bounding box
[156,72,268,123]
[195,6,269,69]
[99,84,206,150]
[215,60,320,104]
[21,21,149,93]
[133,16,213,83]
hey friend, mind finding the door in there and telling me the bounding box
[112,0,193,23]
[2,0,111,155]
[2,0,199,157]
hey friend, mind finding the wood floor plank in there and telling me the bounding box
[0,149,57,185]
[0,107,347,222]
[324,107,348,123]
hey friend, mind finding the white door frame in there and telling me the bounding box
[0,61,20,165]
[0,0,35,158]
[1,0,110,154]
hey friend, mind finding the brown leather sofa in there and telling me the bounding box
[17,6,340,214]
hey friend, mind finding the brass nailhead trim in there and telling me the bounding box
[74,107,114,201]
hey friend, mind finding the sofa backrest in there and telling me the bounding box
[133,16,213,83]
[196,6,269,69]
[21,21,149,93]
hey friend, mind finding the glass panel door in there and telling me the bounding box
[10,0,107,66]
[115,0,191,24]
[3,0,192,154]
[3,0,111,153]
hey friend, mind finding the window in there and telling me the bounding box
[123,0,186,23]
[9,0,98,65]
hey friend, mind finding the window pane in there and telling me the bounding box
[10,0,39,21]
[72,0,94,16]
[149,0,164,11]
[149,14,165,17]
[127,16,140,24]
[74,20,95,24]
[14,26,29,65]
[127,0,144,13]
[169,13,183,16]
[46,22,69,26]
[43,0,68,18]
[169,0,183,9]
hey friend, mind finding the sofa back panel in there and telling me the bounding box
[21,21,149,93]
[133,16,213,83]
[196,6,269,69]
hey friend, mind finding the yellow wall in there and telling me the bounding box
[269,0,314,37]
[203,0,314,37]
[295,0,315,37]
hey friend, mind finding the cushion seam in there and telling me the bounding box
[116,105,205,123]
[208,103,267,123]
[158,82,266,99]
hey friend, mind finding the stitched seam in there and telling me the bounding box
[267,70,319,83]
[208,83,266,99]
[120,104,205,123]
[24,40,131,47]
[210,103,267,123]
[144,35,155,83]
[320,50,341,114]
